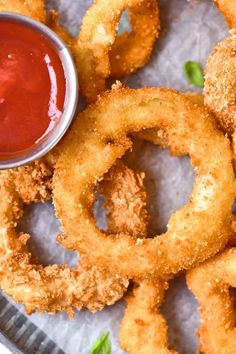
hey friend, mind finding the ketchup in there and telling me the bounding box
[0,19,66,157]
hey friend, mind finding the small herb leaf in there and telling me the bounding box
[90,332,111,354]
[184,61,204,88]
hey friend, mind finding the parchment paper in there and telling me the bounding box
[11,1,229,353]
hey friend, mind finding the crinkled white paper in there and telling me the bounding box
[12,1,229,353]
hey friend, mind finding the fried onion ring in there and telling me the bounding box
[10,151,149,241]
[119,279,173,354]
[0,172,129,315]
[0,155,149,315]
[48,2,159,100]
[204,34,236,135]
[74,0,160,102]
[0,0,46,22]
[53,87,235,279]
[108,1,160,78]
[48,3,160,80]
[187,248,236,354]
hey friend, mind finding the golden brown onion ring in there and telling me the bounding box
[108,0,160,78]
[0,172,129,315]
[53,87,235,280]
[49,2,160,81]
[74,0,159,102]
[0,156,149,315]
[0,159,147,316]
[204,34,236,135]
[187,248,236,354]
[119,279,175,354]
[122,248,236,354]
[10,151,149,241]
[139,92,236,248]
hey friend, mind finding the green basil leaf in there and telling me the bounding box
[184,61,204,88]
[90,332,111,354]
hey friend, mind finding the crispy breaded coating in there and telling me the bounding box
[10,159,53,204]
[187,248,236,354]
[0,156,148,315]
[137,92,204,145]
[120,279,175,354]
[204,34,236,135]
[0,171,129,316]
[109,0,160,78]
[74,0,159,102]
[98,160,148,238]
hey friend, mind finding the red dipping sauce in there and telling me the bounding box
[0,19,66,157]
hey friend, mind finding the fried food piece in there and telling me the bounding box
[74,0,159,102]
[108,0,160,78]
[98,160,148,237]
[6,143,60,204]
[213,0,236,28]
[187,248,236,354]
[0,154,149,314]
[0,171,129,316]
[0,0,46,22]
[53,86,235,280]
[10,158,53,204]
[120,279,175,354]
[121,249,236,354]
[137,92,204,145]
[204,34,236,135]
[9,148,148,239]
[11,154,149,240]
[48,1,159,102]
